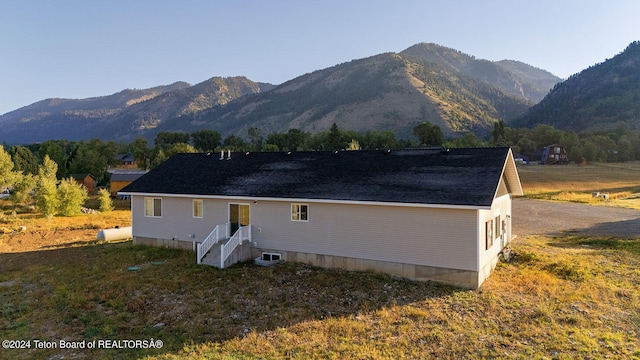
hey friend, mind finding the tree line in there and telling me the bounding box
[3,120,640,217]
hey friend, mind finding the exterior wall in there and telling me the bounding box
[477,193,513,286]
[250,200,479,272]
[131,195,230,245]
[130,195,496,288]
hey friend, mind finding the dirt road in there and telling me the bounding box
[512,198,640,238]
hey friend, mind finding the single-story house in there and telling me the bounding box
[70,173,96,193]
[109,170,148,197]
[119,148,523,289]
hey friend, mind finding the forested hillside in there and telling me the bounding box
[515,41,640,132]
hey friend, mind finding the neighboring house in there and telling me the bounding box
[541,144,569,165]
[119,148,523,289]
[116,153,137,166]
[70,173,95,193]
[109,170,148,197]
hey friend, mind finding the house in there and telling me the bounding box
[541,144,569,165]
[109,170,148,197]
[70,173,95,193]
[119,148,523,289]
[116,153,137,166]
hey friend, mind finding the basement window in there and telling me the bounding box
[261,252,281,261]
[291,203,308,222]
[144,197,162,217]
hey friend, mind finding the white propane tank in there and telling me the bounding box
[97,226,132,241]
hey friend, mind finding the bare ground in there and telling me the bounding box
[512,198,640,238]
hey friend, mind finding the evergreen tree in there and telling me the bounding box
[326,122,343,150]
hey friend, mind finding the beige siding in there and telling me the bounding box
[477,193,512,279]
[251,201,479,271]
[132,195,482,271]
[131,196,229,242]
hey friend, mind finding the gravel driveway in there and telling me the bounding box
[512,198,640,238]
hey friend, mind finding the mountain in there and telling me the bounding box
[96,77,275,140]
[401,43,561,103]
[0,77,273,144]
[514,41,640,132]
[155,52,532,139]
[0,43,560,144]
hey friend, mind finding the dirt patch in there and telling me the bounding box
[513,198,640,238]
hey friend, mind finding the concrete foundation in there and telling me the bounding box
[133,236,500,289]
[250,247,493,289]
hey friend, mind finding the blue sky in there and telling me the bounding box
[1,0,638,115]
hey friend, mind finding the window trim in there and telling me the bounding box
[144,197,162,218]
[193,199,204,218]
[291,203,309,222]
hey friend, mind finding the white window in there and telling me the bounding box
[193,199,203,218]
[144,197,162,217]
[291,203,308,221]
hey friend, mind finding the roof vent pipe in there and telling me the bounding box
[227,149,231,160]
[219,150,224,160]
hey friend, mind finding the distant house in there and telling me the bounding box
[70,174,96,193]
[116,153,137,166]
[541,144,569,165]
[119,148,523,289]
[109,170,148,197]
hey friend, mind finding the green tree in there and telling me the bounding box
[191,130,221,152]
[9,145,38,175]
[97,188,114,212]
[10,173,36,206]
[164,143,197,158]
[57,177,88,216]
[38,140,70,178]
[413,122,443,146]
[155,131,190,150]
[129,137,151,169]
[0,145,19,191]
[490,120,507,146]
[326,122,343,150]
[247,127,264,152]
[36,155,60,218]
[222,135,247,151]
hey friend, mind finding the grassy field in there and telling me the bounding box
[0,164,639,359]
[517,161,640,209]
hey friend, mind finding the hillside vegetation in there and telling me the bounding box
[515,41,640,132]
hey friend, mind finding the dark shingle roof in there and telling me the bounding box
[120,148,512,207]
[110,170,148,182]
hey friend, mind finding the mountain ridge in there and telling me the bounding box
[0,43,562,144]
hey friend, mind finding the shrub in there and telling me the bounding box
[97,188,114,212]
[57,178,89,216]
